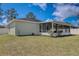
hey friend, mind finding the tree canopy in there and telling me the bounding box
[26,12,36,19]
[6,8,18,22]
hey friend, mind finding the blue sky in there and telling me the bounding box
[1,3,55,21]
[0,3,79,26]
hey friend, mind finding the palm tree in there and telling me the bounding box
[26,12,36,19]
[6,8,18,22]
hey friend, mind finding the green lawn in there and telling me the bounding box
[0,35,79,56]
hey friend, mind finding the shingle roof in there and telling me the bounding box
[53,21,71,26]
[40,20,72,26]
[16,18,41,22]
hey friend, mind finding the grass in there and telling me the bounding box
[0,35,79,55]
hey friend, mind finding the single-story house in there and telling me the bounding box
[7,18,72,36]
[0,25,9,35]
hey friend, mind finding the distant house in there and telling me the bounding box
[0,25,8,35]
[7,18,72,36]
[70,26,79,35]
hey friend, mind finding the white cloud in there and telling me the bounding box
[45,19,53,22]
[33,3,47,10]
[2,18,7,25]
[0,15,7,25]
[52,4,79,21]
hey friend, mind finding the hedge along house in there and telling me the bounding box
[7,18,71,36]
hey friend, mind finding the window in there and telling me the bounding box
[64,26,70,32]
[39,24,42,32]
[39,23,52,32]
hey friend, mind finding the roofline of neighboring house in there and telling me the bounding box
[0,25,7,28]
[7,19,72,27]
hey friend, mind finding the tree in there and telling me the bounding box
[0,4,3,17]
[77,16,79,27]
[0,8,3,17]
[6,8,18,22]
[26,12,36,19]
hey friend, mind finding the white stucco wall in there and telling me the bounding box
[15,22,40,35]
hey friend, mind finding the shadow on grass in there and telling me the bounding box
[16,34,76,38]
[16,34,40,37]
[52,34,76,38]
